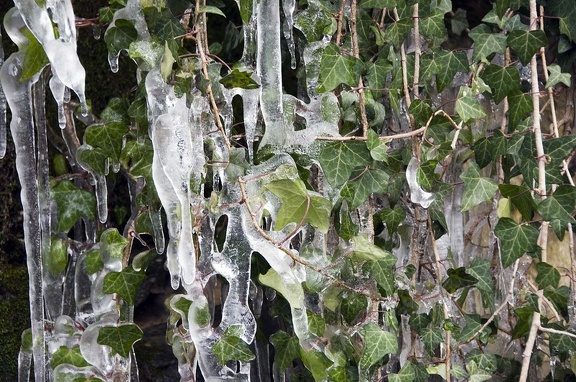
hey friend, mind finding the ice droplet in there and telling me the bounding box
[406,157,435,208]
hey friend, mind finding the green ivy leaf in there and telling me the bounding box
[213,325,255,365]
[456,87,486,122]
[494,218,539,267]
[537,185,576,239]
[451,8,468,36]
[434,50,468,92]
[507,89,533,130]
[481,64,520,104]
[105,19,138,55]
[318,43,364,93]
[421,328,443,356]
[379,205,406,235]
[77,122,128,176]
[100,228,129,261]
[359,323,398,370]
[294,6,333,42]
[308,311,326,337]
[51,180,96,233]
[198,5,226,17]
[51,346,89,368]
[335,201,359,240]
[507,30,548,65]
[466,361,492,382]
[366,58,393,98]
[548,0,576,42]
[259,268,303,307]
[358,0,396,8]
[388,362,417,382]
[103,266,146,305]
[266,179,332,233]
[409,99,433,127]
[474,130,507,168]
[460,162,498,211]
[535,262,561,289]
[300,349,333,381]
[351,235,396,264]
[548,324,576,352]
[340,168,389,209]
[319,142,371,187]
[238,0,253,24]
[219,69,260,89]
[44,237,68,279]
[417,160,437,191]
[21,29,49,81]
[366,130,389,161]
[442,267,478,293]
[457,314,483,343]
[468,24,507,62]
[546,64,572,88]
[499,184,537,221]
[270,331,299,371]
[468,258,494,294]
[385,18,412,46]
[341,293,368,324]
[367,258,396,296]
[84,248,103,275]
[97,323,143,358]
[543,136,576,183]
[512,306,533,338]
[420,13,446,42]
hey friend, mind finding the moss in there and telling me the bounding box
[0,266,30,380]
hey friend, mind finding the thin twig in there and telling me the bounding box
[412,4,421,98]
[335,0,347,46]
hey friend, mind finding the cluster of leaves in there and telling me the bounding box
[11,0,576,380]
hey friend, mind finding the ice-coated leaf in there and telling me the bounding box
[266,178,332,233]
[219,69,260,89]
[507,89,532,130]
[460,162,498,211]
[340,168,389,209]
[546,64,571,88]
[499,184,537,221]
[105,19,138,55]
[367,259,396,296]
[319,141,371,187]
[84,248,103,275]
[270,331,299,371]
[318,43,364,93]
[494,218,539,267]
[103,266,146,305]
[100,228,129,260]
[45,237,68,278]
[417,160,437,191]
[51,346,90,368]
[51,180,96,233]
[259,268,302,307]
[442,267,478,293]
[300,349,333,381]
[97,323,143,358]
[433,50,468,91]
[213,325,255,365]
[335,202,359,240]
[421,328,443,356]
[307,311,325,337]
[77,122,128,176]
[21,29,49,81]
[507,30,548,65]
[128,39,163,69]
[352,235,396,264]
[294,6,332,42]
[481,64,520,104]
[548,0,576,42]
[341,293,368,324]
[535,262,561,289]
[456,87,486,122]
[474,130,507,168]
[468,24,507,62]
[359,323,398,370]
[152,10,186,43]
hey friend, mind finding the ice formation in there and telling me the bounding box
[406,157,435,208]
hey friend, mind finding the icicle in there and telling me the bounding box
[406,157,435,208]
[257,0,287,148]
[18,329,32,382]
[0,29,6,159]
[1,9,47,382]
[282,0,296,69]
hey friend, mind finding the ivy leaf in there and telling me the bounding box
[417,160,437,191]
[455,87,486,122]
[105,19,138,55]
[21,29,49,81]
[460,162,498,211]
[153,10,186,43]
[318,43,364,93]
[366,58,393,97]
[507,30,548,65]
[494,218,540,267]
[319,142,371,187]
[537,185,576,239]
[420,13,446,42]
[238,0,253,24]
[379,205,406,235]
[548,0,576,42]
[388,362,416,382]
[51,180,96,233]
[358,0,396,8]
[335,201,359,240]
[213,325,255,365]
[499,184,537,221]
[409,99,433,127]
[442,267,478,293]
[103,266,146,305]
[366,130,389,161]
[451,8,469,36]
[359,323,398,370]
[457,314,483,343]
[367,258,396,296]
[340,168,389,209]
[219,69,260,89]
[466,361,492,382]
[481,64,520,104]
[100,228,129,261]
[270,331,299,371]
[543,136,576,183]
[259,268,303,307]
[474,130,507,168]
[434,50,468,92]
[507,89,533,130]
[77,122,128,176]
[84,248,103,275]
[266,179,332,233]
[421,328,443,356]
[468,24,507,62]
[535,262,561,289]
[198,5,226,17]
[546,64,572,88]
[548,324,576,352]
[51,346,90,368]
[300,349,333,381]
[352,235,396,264]
[468,258,494,295]
[97,324,143,358]
[512,306,534,339]
[385,18,412,46]
[341,293,368,324]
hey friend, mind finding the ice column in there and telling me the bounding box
[0,29,6,159]
[1,8,47,382]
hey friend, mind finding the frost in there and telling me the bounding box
[406,157,435,208]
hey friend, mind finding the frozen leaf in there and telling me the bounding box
[270,331,299,371]
[456,87,486,122]
[359,323,398,370]
[51,180,96,233]
[442,267,478,293]
[421,328,443,356]
[417,160,437,191]
[367,259,396,296]
[352,235,396,264]
[300,349,333,381]
[474,130,507,168]
[341,293,368,324]
[335,202,359,240]
[51,346,90,368]
[128,39,163,69]
[494,218,539,267]
[319,141,371,187]
[307,311,325,337]
[103,266,146,305]
[100,228,128,260]
[160,41,175,81]
[198,5,226,17]
[213,325,255,365]
[21,29,49,81]
[433,50,468,92]
[45,237,68,278]
[294,7,332,42]
[340,168,389,209]
[507,89,533,130]
[481,64,520,104]
[468,24,507,62]
[266,179,332,233]
[101,97,130,124]
[105,19,138,55]
[460,162,498,211]
[97,323,143,358]
[507,30,548,65]
[259,268,301,306]
[546,64,571,88]
[152,10,186,43]
[318,43,364,93]
[219,69,260,89]
[535,262,561,289]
